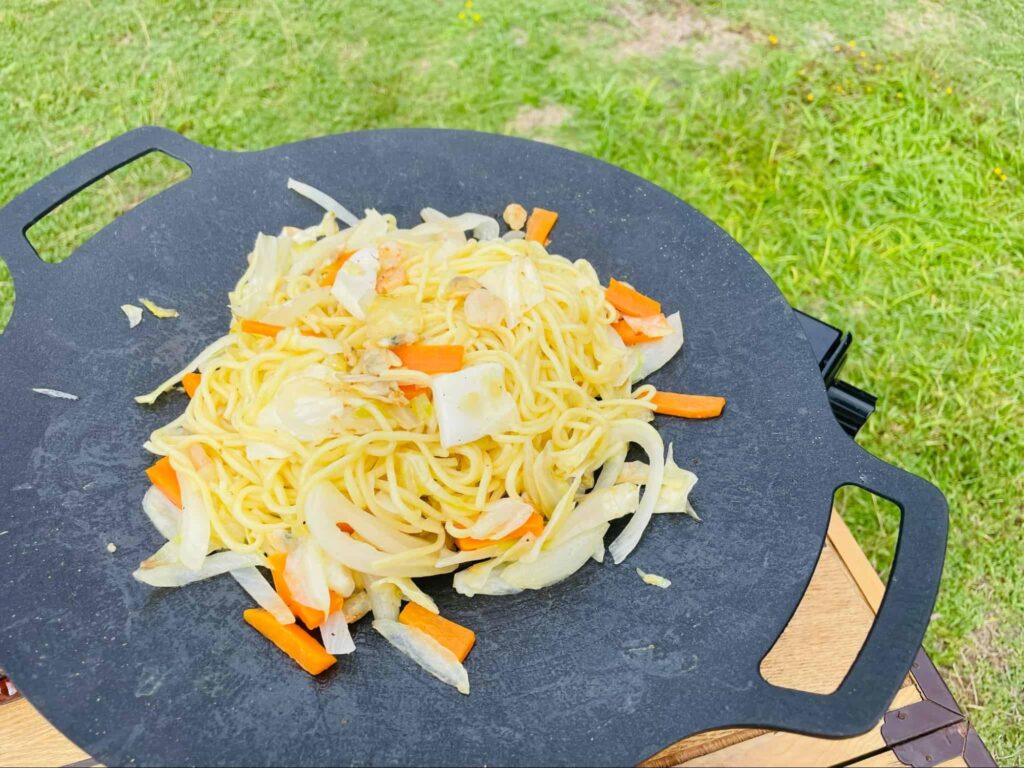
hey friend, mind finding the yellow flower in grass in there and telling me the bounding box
[805,92,815,103]
[768,34,779,46]
[848,40,857,48]
[946,86,953,95]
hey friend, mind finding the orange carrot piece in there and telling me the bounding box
[399,384,432,401]
[525,207,558,244]
[320,250,355,287]
[606,278,661,317]
[240,319,324,340]
[456,511,545,551]
[398,602,476,662]
[182,372,201,398]
[145,456,182,508]
[651,392,726,419]
[266,553,341,630]
[611,320,659,346]
[240,319,285,337]
[336,522,355,534]
[243,608,337,675]
[392,344,464,374]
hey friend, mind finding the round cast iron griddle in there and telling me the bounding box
[0,128,947,766]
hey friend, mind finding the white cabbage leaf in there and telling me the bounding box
[231,566,295,624]
[373,619,469,694]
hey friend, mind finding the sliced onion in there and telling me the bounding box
[133,546,260,588]
[230,566,295,624]
[552,484,639,546]
[284,538,331,613]
[607,421,665,564]
[592,446,628,492]
[502,524,608,590]
[455,567,522,597]
[321,609,356,655]
[445,497,533,541]
[178,473,211,571]
[373,619,469,694]
[452,537,533,597]
[287,178,359,227]
[633,312,684,382]
[343,590,371,623]
[312,482,426,554]
[502,230,525,241]
[141,485,181,540]
[367,578,402,621]
[434,545,506,569]
[373,576,438,614]
[325,558,356,597]
[306,482,454,577]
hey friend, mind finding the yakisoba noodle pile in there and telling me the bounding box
[133,182,720,692]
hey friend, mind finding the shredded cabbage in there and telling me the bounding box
[231,566,295,624]
[133,544,260,588]
[373,619,470,694]
[322,609,357,655]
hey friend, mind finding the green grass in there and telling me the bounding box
[1,0,1021,760]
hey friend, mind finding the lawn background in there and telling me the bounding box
[1,0,1020,761]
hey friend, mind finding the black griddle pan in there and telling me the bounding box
[0,127,948,766]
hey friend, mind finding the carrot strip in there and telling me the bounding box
[457,511,545,551]
[525,207,558,244]
[266,553,341,630]
[145,456,182,508]
[182,372,201,398]
[611,321,658,346]
[320,250,354,287]
[240,319,325,340]
[606,278,661,317]
[336,522,355,534]
[243,608,337,675]
[651,392,726,419]
[398,602,476,662]
[240,319,285,337]
[392,344,464,374]
[399,384,432,401]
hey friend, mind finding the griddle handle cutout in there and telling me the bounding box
[0,126,213,270]
[748,446,948,737]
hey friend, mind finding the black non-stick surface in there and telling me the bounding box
[0,128,947,766]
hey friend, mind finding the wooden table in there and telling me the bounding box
[0,513,994,768]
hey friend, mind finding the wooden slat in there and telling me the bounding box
[826,510,886,612]
[0,698,92,768]
[677,686,920,767]
[759,540,877,693]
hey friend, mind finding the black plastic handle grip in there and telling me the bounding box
[744,442,948,736]
[0,126,214,270]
